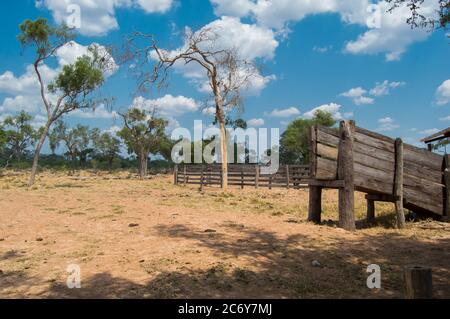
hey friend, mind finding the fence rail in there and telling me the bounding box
[174,164,310,189]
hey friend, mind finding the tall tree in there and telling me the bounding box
[118,108,170,179]
[91,129,122,171]
[18,18,111,186]
[50,121,92,171]
[1,112,39,167]
[280,110,336,165]
[124,28,259,191]
[386,0,449,30]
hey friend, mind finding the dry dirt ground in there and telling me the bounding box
[0,170,449,299]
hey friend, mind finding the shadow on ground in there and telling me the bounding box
[1,222,449,298]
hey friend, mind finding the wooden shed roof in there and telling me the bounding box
[421,127,450,144]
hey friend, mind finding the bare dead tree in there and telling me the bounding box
[123,27,260,191]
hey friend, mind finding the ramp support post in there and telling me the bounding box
[394,138,406,229]
[444,155,450,219]
[308,185,322,223]
[338,120,356,231]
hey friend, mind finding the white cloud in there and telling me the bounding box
[151,16,278,96]
[340,87,374,105]
[303,103,347,120]
[37,0,174,36]
[341,80,405,105]
[210,0,438,61]
[31,114,48,129]
[247,118,265,127]
[313,45,332,53]
[131,95,200,117]
[69,104,118,119]
[377,117,399,131]
[436,79,450,105]
[267,107,300,118]
[369,80,405,96]
[344,1,433,61]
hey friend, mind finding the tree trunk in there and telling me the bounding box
[108,157,113,172]
[138,150,148,179]
[28,121,51,187]
[219,119,228,191]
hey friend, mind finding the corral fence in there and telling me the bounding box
[174,164,310,189]
[308,120,449,231]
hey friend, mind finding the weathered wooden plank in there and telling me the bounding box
[317,142,338,160]
[404,146,442,171]
[356,126,395,143]
[316,129,340,148]
[354,151,395,173]
[309,179,345,188]
[354,140,395,162]
[404,173,444,198]
[315,157,337,179]
[354,175,393,195]
[354,130,395,153]
[404,161,442,185]
[354,162,394,185]
[404,186,443,215]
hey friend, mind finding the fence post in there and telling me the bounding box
[174,164,178,185]
[255,165,259,189]
[200,165,204,191]
[241,167,244,189]
[394,138,406,229]
[183,165,187,186]
[338,120,356,231]
[404,266,433,299]
[444,155,450,219]
[308,186,322,223]
[286,165,290,189]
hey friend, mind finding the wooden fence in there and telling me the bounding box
[309,120,448,230]
[174,164,310,189]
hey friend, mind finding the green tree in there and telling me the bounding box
[91,129,122,171]
[280,110,336,165]
[118,108,170,179]
[50,121,92,171]
[18,18,111,185]
[386,0,449,30]
[1,112,39,167]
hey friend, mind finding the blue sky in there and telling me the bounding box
[0,0,449,154]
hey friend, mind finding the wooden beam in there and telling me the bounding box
[309,179,345,189]
[338,120,356,231]
[183,165,187,186]
[255,165,259,189]
[394,138,406,229]
[308,186,322,224]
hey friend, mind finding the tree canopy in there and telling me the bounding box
[280,110,337,165]
[118,108,171,178]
